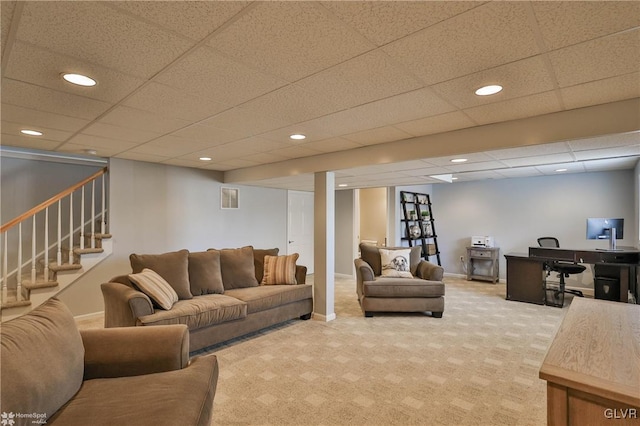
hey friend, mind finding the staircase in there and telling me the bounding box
[1,167,112,322]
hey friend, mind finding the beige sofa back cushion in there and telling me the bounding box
[211,246,259,290]
[130,249,192,300]
[188,251,225,295]
[0,298,85,420]
[253,248,279,283]
[360,244,421,276]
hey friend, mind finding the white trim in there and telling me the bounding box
[312,312,336,322]
[0,146,107,166]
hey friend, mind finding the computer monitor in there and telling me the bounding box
[586,218,624,240]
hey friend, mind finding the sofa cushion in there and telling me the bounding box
[188,251,224,296]
[253,248,279,283]
[363,278,445,298]
[138,295,247,330]
[379,248,413,278]
[211,246,259,290]
[360,244,421,276]
[224,284,313,314]
[129,268,179,310]
[0,298,84,421]
[261,253,299,285]
[48,355,218,426]
[130,249,192,300]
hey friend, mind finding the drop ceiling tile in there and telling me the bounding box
[110,1,249,41]
[161,158,207,169]
[572,145,640,161]
[445,160,508,173]
[321,1,479,46]
[4,41,145,104]
[536,162,586,175]
[561,72,640,110]
[1,104,90,133]
[382,2,540,85]
[17,2,193,78]
[1,121,72,142]
[343,126,413,146]
[207,1,374,82]
[188,143,261,162]
[452,170,504,181]
[1,79,111,120]
[209,158,259,169]
[229,136,290,153]
[296,49,423,110]
[401,166,455,177]
[257,123,339,144]
[395,111,475,137]
[427,152,497,167]
[433,56,556,109]
[464,91,562,125]
[123,82,228,122]
[1,1,17,58]
[486,142,570,160]
[532,2,640,51]
[114,151,172,163]
[130,135,211,157]
[268,145,323,159]
[99,106,190,135]
[582,157,640,172]
[171,125,246,146]
[66,134,138,152]
[199,107,290,136]
[82,122,161,144]
[240,84,339,125]
[242,152,290,164]
[155,46,287,107]
[301,137,362,153]
[549,31,640,88]
[0,134,61,151]
[494,166,543,179]
[501,153,575,168]
[57,142,123,158]
[567,132,640,151]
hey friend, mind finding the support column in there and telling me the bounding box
[313,171,335,321]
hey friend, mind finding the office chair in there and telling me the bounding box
[537,237,586,307]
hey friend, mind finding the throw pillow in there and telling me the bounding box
[253,248,279,283]
[188,251,224,295]
[262,253,299,285]
[128,268,179,310]
[209,246,259,290]
[130,249,192,300]
[379,248,413,278]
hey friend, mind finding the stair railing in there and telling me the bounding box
[0,167,108,304]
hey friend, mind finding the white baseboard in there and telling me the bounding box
[312,312,336,322]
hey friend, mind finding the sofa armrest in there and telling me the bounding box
[296,265,307,284]
[355,258,375,282]
[101,282,154,327]
[416,260,444,281]
[81,325,190,380]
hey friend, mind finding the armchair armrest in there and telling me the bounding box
[101,282,154,327]
[296,265,308,284]
[355,258,375,283]
[81,325,189,380]
[416,260,444,281]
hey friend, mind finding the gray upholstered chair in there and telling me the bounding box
[354,244,445,318]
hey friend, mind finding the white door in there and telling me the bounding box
[288,190,314,274]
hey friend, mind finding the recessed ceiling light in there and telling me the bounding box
[475,85,503,96]
[289,134,306,140]
[338,184,348,187]
[555,168,568,172]
[451,177,458,181]
[20,129,43,136]
[84,149,97,156]
[450,158,468,163]
[62,73,97,87]
[199,157,212,161]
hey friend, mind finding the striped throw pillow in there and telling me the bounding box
[129,268,179,310]
[261,254,299,285]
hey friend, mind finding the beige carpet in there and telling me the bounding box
[191,276,570,426]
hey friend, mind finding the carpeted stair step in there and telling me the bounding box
[49,263,82,272]
[94,233,112,239]
[74,247,104,255]
[23,280,59,291]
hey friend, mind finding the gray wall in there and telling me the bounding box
[335,189,355,275]
[432,170,636,287]
[57,158,288,315]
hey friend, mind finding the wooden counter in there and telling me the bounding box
[540,298,640,425]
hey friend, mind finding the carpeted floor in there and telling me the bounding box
[189,275,571,426]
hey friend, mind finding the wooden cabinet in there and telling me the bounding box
[466,247,499,283]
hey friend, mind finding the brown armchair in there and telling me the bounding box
[355,244,445,318]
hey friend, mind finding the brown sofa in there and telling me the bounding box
[101,246,313,352]
[355,244,445,317]
[0,298,218,426]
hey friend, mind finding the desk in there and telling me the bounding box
[504,253,545,304]
[539,298,640,425]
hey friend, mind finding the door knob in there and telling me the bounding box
[289,240,294,243]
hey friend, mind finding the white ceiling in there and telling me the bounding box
[1,1,639,191]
